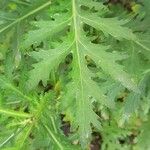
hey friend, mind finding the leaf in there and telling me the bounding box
[124,72,150,116]
[101,120,130,150]
[0,76,32,102]
[24,0,138,147]
[136,120,150,150]
[14,125,33,149]
[0,1,51,34]
[43,124,81,150]
[0,0,150,149]
[80,14,136,40]
[80,41,138,92]
[27,39,73,89]
[21,13,71,50]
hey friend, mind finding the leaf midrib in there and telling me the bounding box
[0,108,31,118]
[44,124,64,150]
[72,0,87,136]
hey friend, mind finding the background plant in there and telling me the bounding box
[0,0,149,149]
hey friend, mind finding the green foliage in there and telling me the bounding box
[0,0,150,149]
